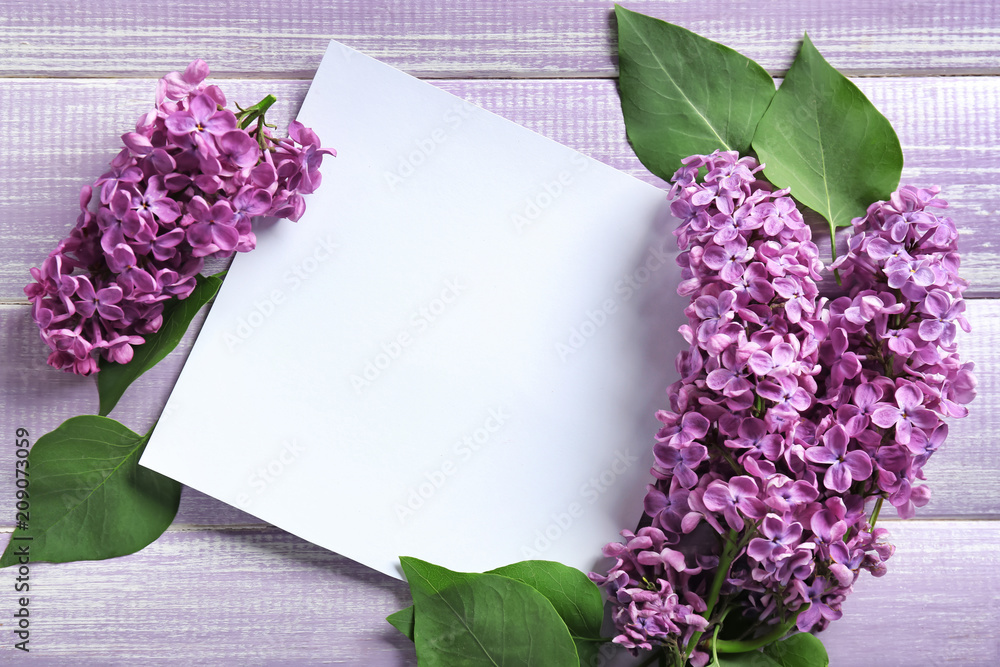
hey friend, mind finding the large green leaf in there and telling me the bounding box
[762,633,829,666]
[614,4,776,180]
[713,633,829,667]
[0,416,180,567]
[752,33,903,250]
[487,560,606,665]
[716,652,782,667]
[387,560,605,644]
[486,560,605,639]
[97,272,224,416]
[400,557,580,667]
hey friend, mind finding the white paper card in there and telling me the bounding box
[140,40,688,579]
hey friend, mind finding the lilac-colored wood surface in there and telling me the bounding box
[1,2,997,665]
[0,1,997,77]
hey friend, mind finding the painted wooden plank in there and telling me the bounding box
[0,298,995,524]
[0,521,994,664]
[1,76,998,300]
[0,1,997,78]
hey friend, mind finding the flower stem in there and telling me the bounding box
[869,496,884,530]
[684,529,739,660]
[829,227,843,285]
[713,609,803,653]
[236,94,277,129]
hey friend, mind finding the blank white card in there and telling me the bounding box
[140,40,688,579]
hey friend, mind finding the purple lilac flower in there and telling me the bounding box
[591,154,975,661]
[25,60,336,374]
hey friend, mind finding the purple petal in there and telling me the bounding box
[165,110,197,135]
[729,476,759,498]
[804,446,838,465]
[825,463,852,493]
[895,384,923,410]
[151,199,181,223]
[871,405,901,429]
[842,451,873,481]
[204,110,238,135]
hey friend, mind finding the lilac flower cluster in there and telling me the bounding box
[590,152,975,664]
[24,60,334,375]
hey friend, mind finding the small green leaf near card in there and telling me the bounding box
[0,416,180,567]
[614,4,776,180]
[97,272,224,416]
[386,605,415,641]
[752,34,903,249]
[399,557,580,667]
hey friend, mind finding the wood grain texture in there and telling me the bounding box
[0,1,997,78]
[1,76,998,301]
[0,522,993,664]
[0,298,994,523]
[1,5,998,664]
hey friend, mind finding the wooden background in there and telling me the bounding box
[1,1,997,664]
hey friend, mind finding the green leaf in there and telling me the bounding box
[400,556,580,667]
[713,633,829,667]
[486,560,605,640]
[97,272,224,416]
[751,33,903,250]
[387,560,606,650]
[614,4,776,180]
[762,633,829,667]
[716,652,782,667]
[0,416,180,567]
[386,606,415,641]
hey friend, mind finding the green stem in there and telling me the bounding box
[869,497,884,530]
[236,94,277,129]
[829,227,842,285]
[684,530,739,659]
[713,609,803,654]
[709,622,723,665]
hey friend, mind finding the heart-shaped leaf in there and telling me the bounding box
[752,34,903,251]
[0,416,180,566]
[97,272,224,416]
[400,556,579,667]
[615,4,776,180]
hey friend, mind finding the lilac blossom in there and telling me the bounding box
[804,425,873,493]
[591,154,975,662]
[25,60,336,374]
